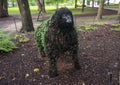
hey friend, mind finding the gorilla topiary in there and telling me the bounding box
[35,7,80,77]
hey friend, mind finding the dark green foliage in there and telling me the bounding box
[34,19,51,55]
[0,31,17,52]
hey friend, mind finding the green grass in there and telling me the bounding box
[8,6,38,15]
[8,7,20,14]
[104,4,119,8]
[8,6,98,15]
[71,7,97,15]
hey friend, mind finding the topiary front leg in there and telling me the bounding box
[49,57,58,78]
[73,55,81,70]
[72,49,81,70]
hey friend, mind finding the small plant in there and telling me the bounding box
[96,22,106,26]
[14,34,29,43]
[77,25,96,32]
[84,25,96,30]
[111,27,120,32]
[0,31,17,52]
[111,24,120,27]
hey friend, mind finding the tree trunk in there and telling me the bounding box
[0,0,8,18]
[92,0,94,8]
[12,0,15,7]
[56,0,59,9]
[118,1,120,15]
[118,1,120,23]
[75,0,77,8]
[107,0,109,5]
[37,0,46,13]
[17,0,34,32]
[96,0,105,20]
[82,0,85,12]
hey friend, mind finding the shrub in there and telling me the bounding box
[0,31,17,52]
[77,25,96,32]
[111,27,120,32]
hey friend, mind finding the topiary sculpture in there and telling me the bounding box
[35,7,80,77]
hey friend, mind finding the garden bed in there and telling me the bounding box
[0,24,119,85]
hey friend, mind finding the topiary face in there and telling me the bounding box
[51,8,74,31]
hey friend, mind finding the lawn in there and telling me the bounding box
[8,6,98,15]
[8,4,119,17]
[104,4,119,8]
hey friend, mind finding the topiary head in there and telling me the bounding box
[50,7,74,32]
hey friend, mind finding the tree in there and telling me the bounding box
[45,0,65,9]
[92,0,94,8]
[75,0,77,8]
[10,0,15,7]
[107,0,110,5]
[118,1,120,15]
[17,0,34,32]
[37,0,46,13]
[82,0,85,12]
[0,0,8,18]
[96,0,105,20]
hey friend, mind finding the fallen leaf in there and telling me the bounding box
[25,73,30,78]
[82,82,85,85]
[0,76,5,80]
[21,54,25,56]
[33,78,36,81]
[34,68,40,72]
[12,77,16,81]
[86,45,91,48]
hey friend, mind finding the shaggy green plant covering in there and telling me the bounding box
[0,31,17,52]
[34,19,51,55]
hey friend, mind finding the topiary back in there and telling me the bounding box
[34,19,51,56]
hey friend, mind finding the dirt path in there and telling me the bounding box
[0,15,40,32]
[0,9,119,33]
[0,15,118,35]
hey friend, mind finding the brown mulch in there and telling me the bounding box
[0,24,120,85]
